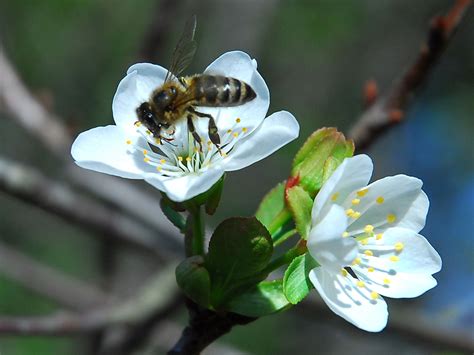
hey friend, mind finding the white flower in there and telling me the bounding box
[71,51,299,202]
[307,154,441,332]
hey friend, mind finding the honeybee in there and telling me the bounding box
[135,15,256,151]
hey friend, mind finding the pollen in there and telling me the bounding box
[126,139,132,145]
[387,213,397,223]
[351,198,361,205]
[383,278,391,284]
[352,257,362,265]
[352,211,361,219]
[160,159,166,164]
[134,121,142,127]
[346,208,355,216]
[143,157,150,163]
[146,130,152,135]
[227,129,232,134]
[242,127,248,133]
[156,166,162,172]
[376,196,385,204]
[394,242,404,252]
[357,188,369,197]
[342,231,349,238]
[389,255,400,262]
[331,192,339,201]
[364,250,373,257]
[368,267,375,272]
[364,224,374,233]
[360,239,368,245]
[236,118,241,123]
[186,157,192,162]
[143,149,148,155]
[357,280,365,288]
[341,269,348,277]
[178,156,183,162]
[370,291,379,300]
[233,132,239,138]
[376,233,383,240]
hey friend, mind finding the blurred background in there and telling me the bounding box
[0,0,472,354]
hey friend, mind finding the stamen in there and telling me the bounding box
[160,159,166,164]
[232,132,239,138]
[352,198,361,205]
[394,242,404,252]
[370,291,379,299]
[143,149,148,155]
[364,250,373,256]
[346,208,355,217]
[376,196,385,204]
[352,211,361,219]
[352,257,362,265]
[144,157,150,163]
[331,192,339,201]
[389,255,400,262]
[364,225,374,233]
[383,278,391,284]
[342,231,349,238]
[357,188,369,197]
[126,140,132,145]
[368,267,374,272]
[387,214,397,223]
[236,118,241,123]
[376,233,383,240]
[357,281,365,288]
[360,239,368,245]
[341,269,348,277]
[242,127,248,133]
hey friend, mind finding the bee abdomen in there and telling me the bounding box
[193,75,256,107]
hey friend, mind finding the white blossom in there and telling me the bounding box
[71,51,299,202]
[307,154,441,331]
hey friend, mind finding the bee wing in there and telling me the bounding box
[164,15,197,82]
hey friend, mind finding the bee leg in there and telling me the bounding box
[188,108,222,154]
[187,114,203,152]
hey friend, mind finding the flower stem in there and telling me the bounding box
[267,208,292,235]
[273,228,298,247]
[264,239,307,273]
[190,206,205,256]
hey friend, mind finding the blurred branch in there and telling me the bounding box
[0,156,176,256]
[0,241,108,310]
[0,42,181,244]
[349,0,471,151]
[0,265,179,335]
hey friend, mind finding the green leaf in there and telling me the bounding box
[255,182,286,231]
[286,186,313,239]
[226,280,290,317]
[176,256,211,307]
[160,198,186,232]
[283,253,319,304]
[291,128,354,197]
[207,217,273,307]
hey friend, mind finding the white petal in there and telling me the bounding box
[353,227,441,298]
[144,168,224,202]
[222,111,299,171]
[312,154,373,224]
[344,175,429,235]
[112,63,167,129]
[71,125,152,179]
[309,267,388,332]
[202,51,270,135]
[307,205,357,272]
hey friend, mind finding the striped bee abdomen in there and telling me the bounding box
[192,75,256,107]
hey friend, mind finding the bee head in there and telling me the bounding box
[152,86,178,111]
[136,102,164,136]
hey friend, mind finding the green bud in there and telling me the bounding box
[285,185,313,239]
[291,127,354,197]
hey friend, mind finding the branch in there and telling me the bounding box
[0,265,179,335]
[0,156,178,256]
[0,241,108,310]
[349,0,471,151]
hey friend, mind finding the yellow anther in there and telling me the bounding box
[143,149,148,155]
[221,152,228,157]
[387,213,397,223]
[146,130,152,135]
[160,159,166,164]
[233,132,239,138]
[364,250,373,257]
[368,267,375,272]
[341,269,348,277]
[194,147,199,153]
[370,291,379,299]
[143,157,150,163]
[178,156,183,162]
[352,198,361,205]
[364,224,374,233]
[126,139,132,145]
[186,157,192,162]
[346,208,355,217]
[352,257,362,265]
[389,255,400,262]
[394,242,404,252]
[156,166,162,172]
[357,188,369,197]
[207,140,212,145]
[227,129,232,134]
[155,138,162,145]
[357,281,365,288]
[342,231,349,238]
[134,121,142,127]
[242,127,248,133]
[376,196,385,204]
[376,233,383,240]
[331,192,340,201]
[236,118,241,123]
[352,211,361,219]
[360,239,368,245]
[383,278,391,284]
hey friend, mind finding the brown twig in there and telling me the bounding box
[349,0,471,151]
[0,266,179,335]
[0,156,177,256]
